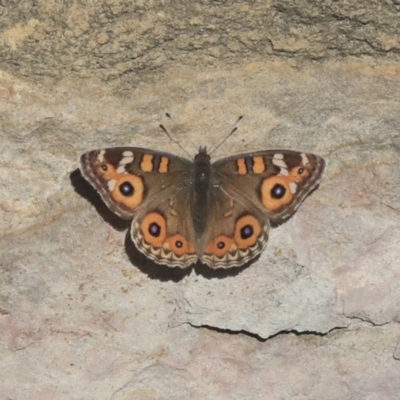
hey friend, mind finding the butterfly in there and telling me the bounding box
[79,145,325,269]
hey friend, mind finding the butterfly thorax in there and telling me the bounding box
[192,147,213,236]
[193,147,211,192]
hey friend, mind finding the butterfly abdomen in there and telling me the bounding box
[191,148,213,237]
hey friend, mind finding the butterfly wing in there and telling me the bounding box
[80,147,198,268]
[199,150,326,268]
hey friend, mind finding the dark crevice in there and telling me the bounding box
[187,322,348,342]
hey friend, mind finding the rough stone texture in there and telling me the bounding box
[1,1,400,85]
[1,2,400,399]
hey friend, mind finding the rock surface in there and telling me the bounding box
[1,2,400,399]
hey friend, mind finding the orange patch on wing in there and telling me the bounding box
[234,215,262,249]
[165,234,195,257]
[95,161,116,180]
[260,176,293,211]
[158,156,169,173]
[260,163,313,211]
[140,154,154,172]
[236,158,247,174]
[95,161,145,209]
[253,156,266,173]
[206,235,236,258]
[140,212,167,247]
[113,175,145,208]
[290,166,310,181]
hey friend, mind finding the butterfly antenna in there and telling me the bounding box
[165,113,198,153]
[159,123,193,159]
[209,115,243,155]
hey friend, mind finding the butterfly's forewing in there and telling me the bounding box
[212,150,326,224]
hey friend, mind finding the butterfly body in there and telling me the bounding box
[80,146,325,269]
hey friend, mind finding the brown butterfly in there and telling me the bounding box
[80,146,325,269]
